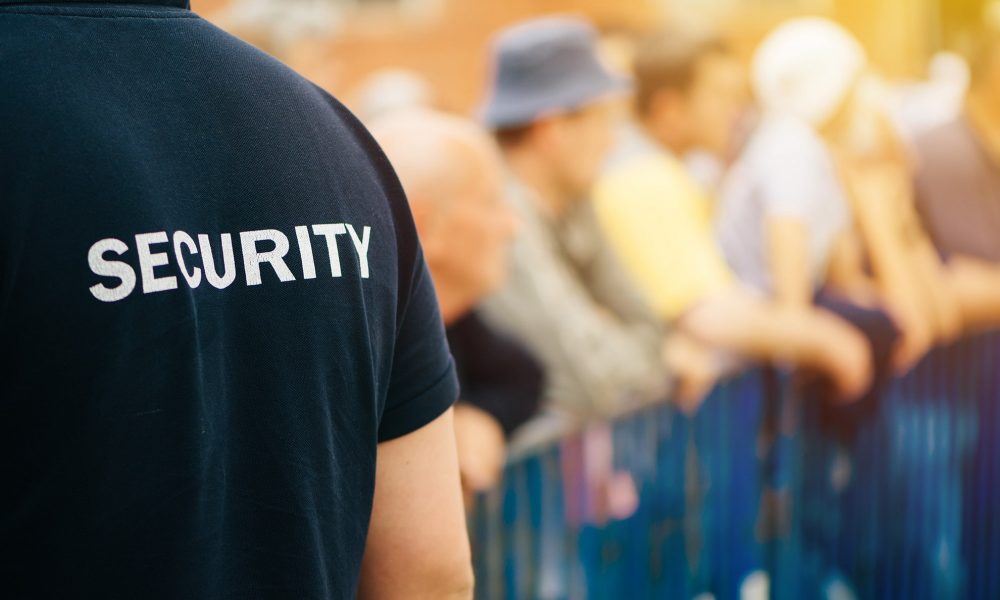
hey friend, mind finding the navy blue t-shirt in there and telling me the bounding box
[0,1,458,597]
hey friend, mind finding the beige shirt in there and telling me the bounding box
[481,176,670,417]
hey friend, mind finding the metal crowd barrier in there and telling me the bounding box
[469,332,1000,599]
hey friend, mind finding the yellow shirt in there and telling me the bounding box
[593,151,734,321]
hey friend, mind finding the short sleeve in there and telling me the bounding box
[756,119,830,217]
[324,95,460,443]
[379,254,459,442]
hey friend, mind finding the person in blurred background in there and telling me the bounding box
[820,12,1000,351]
[911,3,1000,333]
[831,78,969,359]
[631,22,748,190]
[370,109,544,500]
[713,19,912,389]
[716,18,865,309]
[915,13,1000,263]
[477,16,678,417]
[593,26,873,404]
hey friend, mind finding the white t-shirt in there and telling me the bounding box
[715,114,850,294]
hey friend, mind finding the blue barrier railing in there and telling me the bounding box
[470,332,1000,600]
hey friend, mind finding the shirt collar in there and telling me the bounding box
[0,0,190,7]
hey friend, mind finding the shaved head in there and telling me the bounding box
[368,109,517,323]
[369,109,503,211]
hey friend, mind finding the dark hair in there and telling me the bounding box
[492,103,588,149]
[633,28,729,116]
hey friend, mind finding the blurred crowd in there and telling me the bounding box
[229,2,1000,501]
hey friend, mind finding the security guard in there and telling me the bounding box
[0,1,472,598]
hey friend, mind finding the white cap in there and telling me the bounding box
[752,17,866,127]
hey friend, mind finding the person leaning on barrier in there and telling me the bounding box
[911,3,1000,334]
[715,19,867,311]
[710,19,909,437]
[369,110,545,500]
[0,1,472,598]
[785,15,1000,361]
[591,25,874,407]
[830,84,977,356]
[915,4,1000,264]
[476,16,699,416]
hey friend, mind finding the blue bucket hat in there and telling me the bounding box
[480,16,632,129]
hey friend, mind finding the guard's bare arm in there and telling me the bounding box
[358,408,474,599]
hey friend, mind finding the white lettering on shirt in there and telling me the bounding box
[199,233,237,290]
[295,225,317,280]
[311,223,347,277]
[88,238,137,302]
[240,229,296,286]
[173,231,202,288]
[88,224,373,302]
[346,224,371,279]
[135,231,179,294]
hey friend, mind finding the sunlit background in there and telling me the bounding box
[191,0,986,114]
